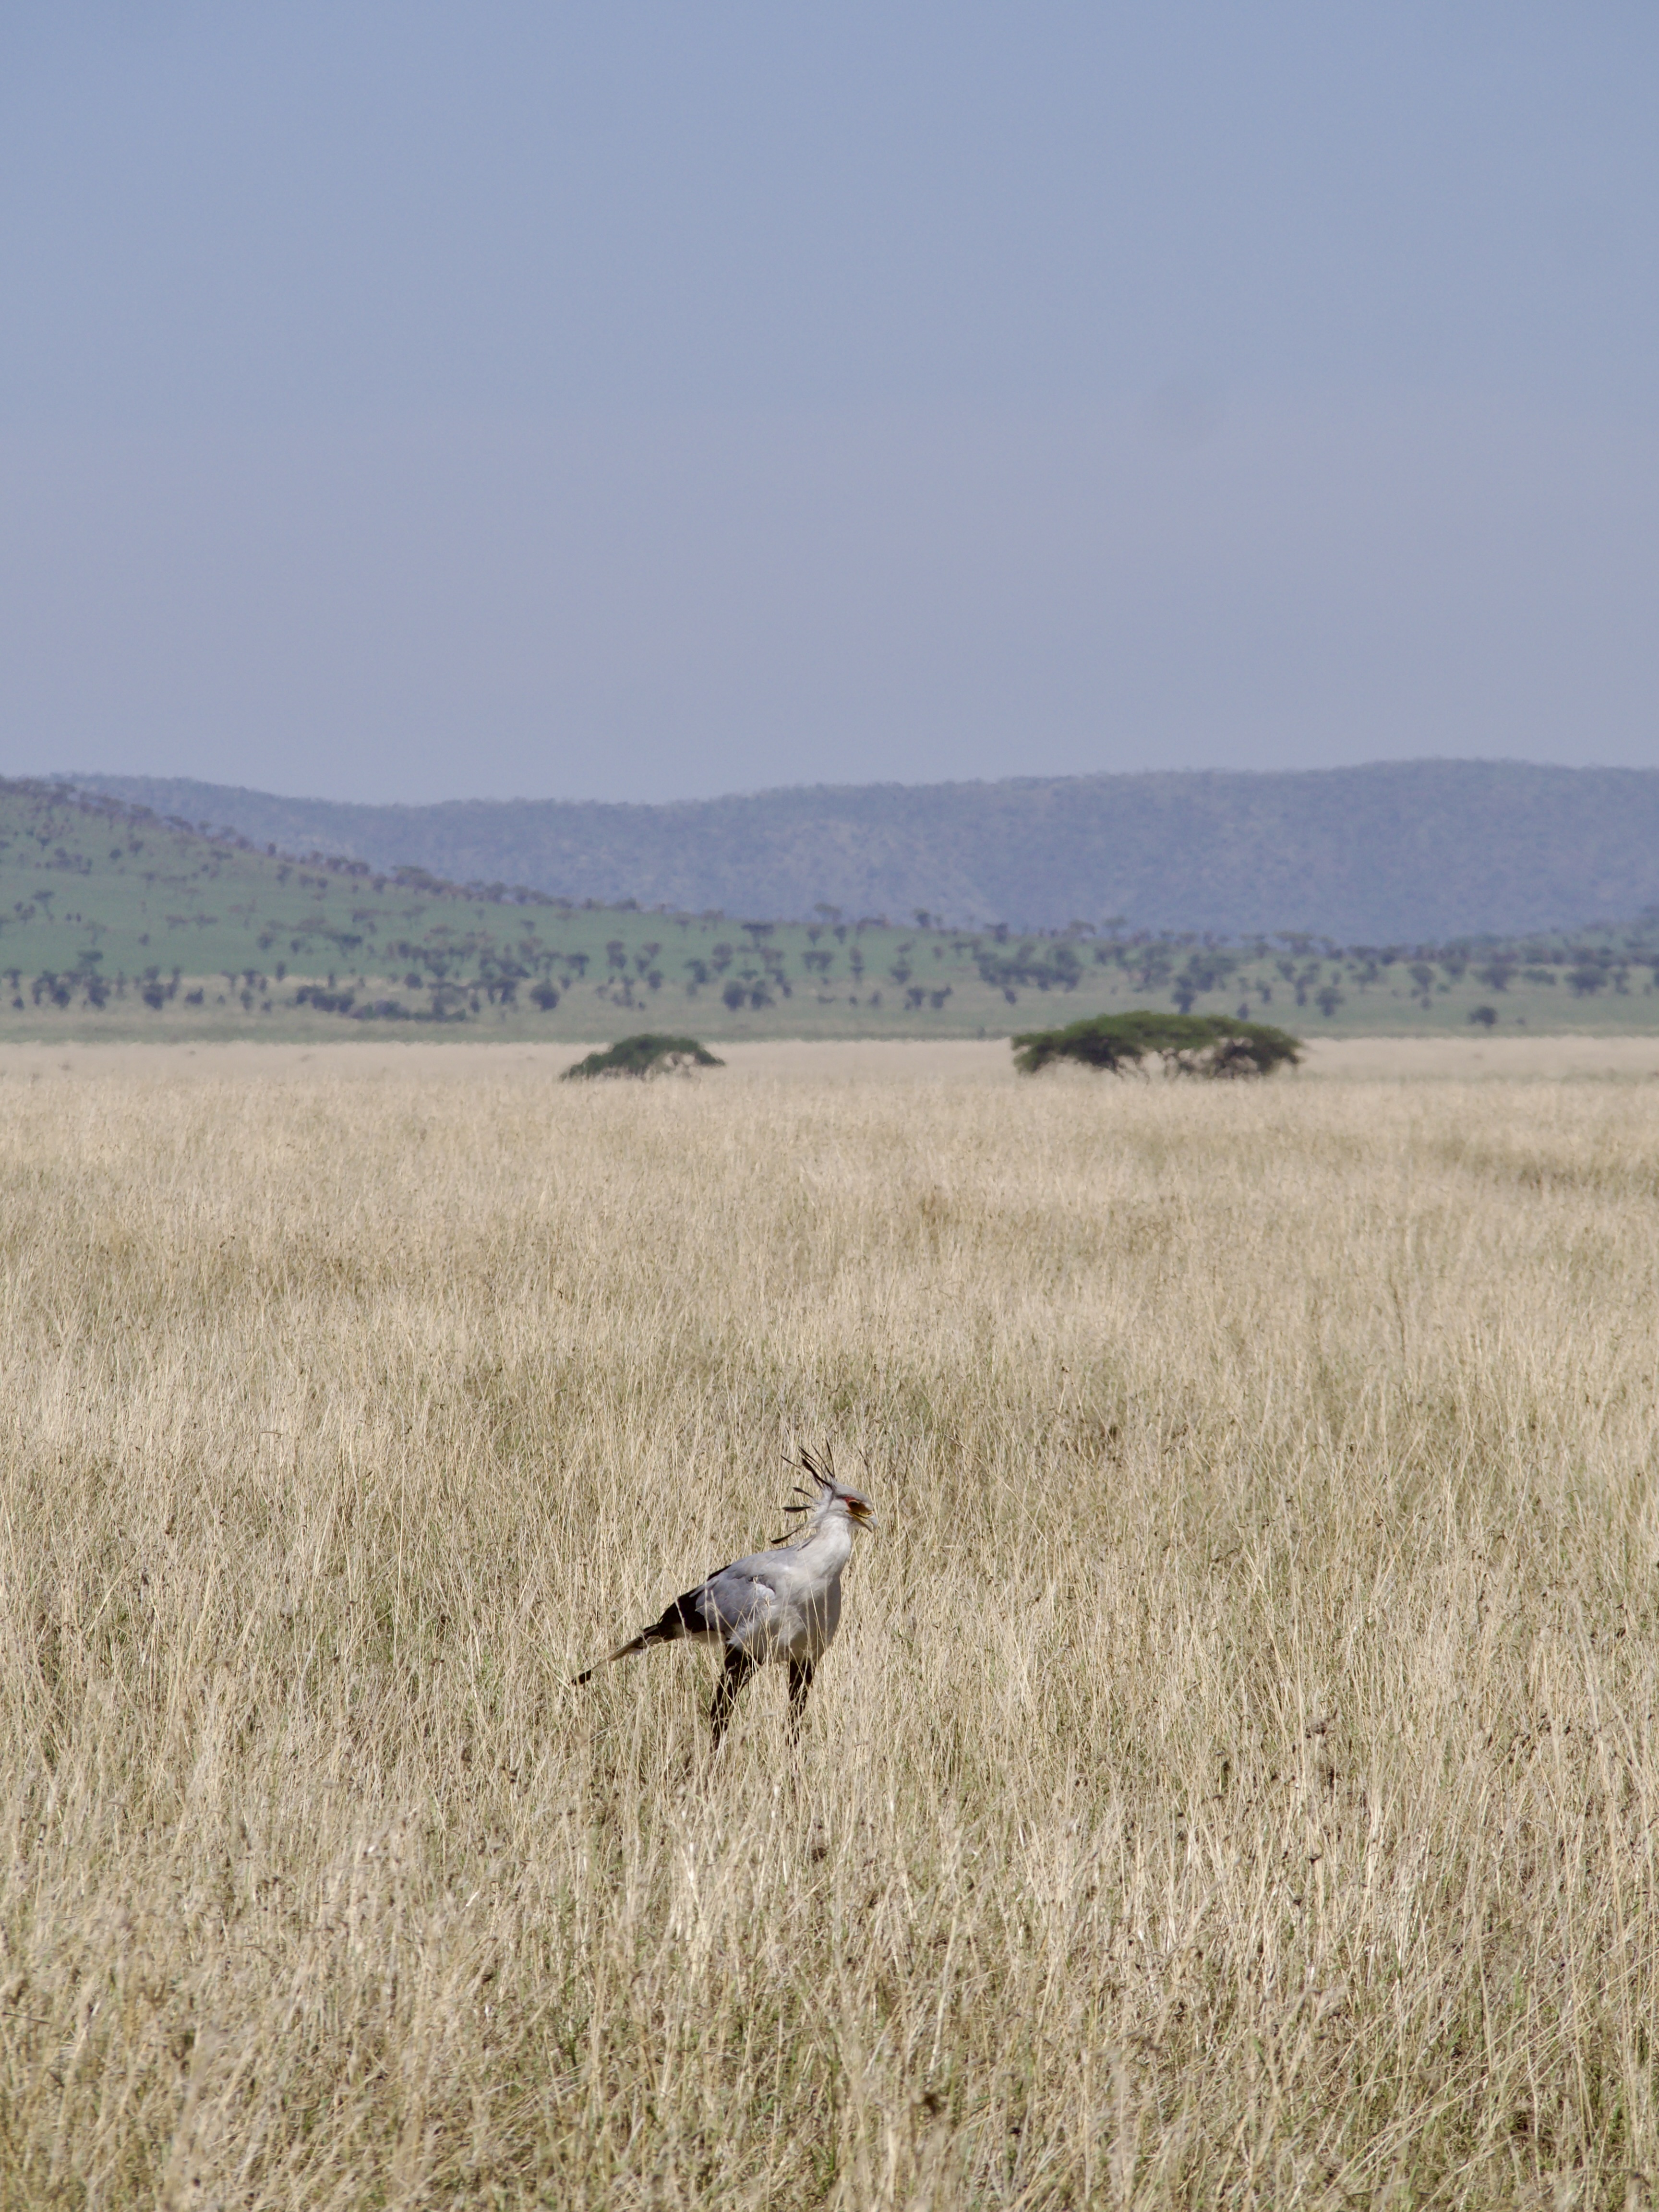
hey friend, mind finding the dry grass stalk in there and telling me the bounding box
[1,1063,1657,2205]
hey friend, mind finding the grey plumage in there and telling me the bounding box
[573,1448,876,1745]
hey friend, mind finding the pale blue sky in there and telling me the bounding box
[2,3,1655,802]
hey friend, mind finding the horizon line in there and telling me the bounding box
[51,755,1653,816]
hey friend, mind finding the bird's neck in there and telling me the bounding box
[798,1515,855,1572]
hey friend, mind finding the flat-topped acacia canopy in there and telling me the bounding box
[1012,1010,1302,1078]
[563,1033,725,1080]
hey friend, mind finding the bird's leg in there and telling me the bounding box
[709,1646,758,1749]
[786,1659,815,1743]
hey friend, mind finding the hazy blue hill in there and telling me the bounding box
[70,761,1659,940]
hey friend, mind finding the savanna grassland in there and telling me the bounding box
[3,1052,1659,2207]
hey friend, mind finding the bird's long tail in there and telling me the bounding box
[571,1588,704,1686]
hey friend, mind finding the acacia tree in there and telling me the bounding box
[1011,1010,1302,1079]
[562,1034,724,1080]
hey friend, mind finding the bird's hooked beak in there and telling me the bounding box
[847,1496,877,1532]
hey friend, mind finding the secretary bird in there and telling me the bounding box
[573,1449,875,1746]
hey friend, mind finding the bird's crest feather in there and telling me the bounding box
[771,1444,871,1541]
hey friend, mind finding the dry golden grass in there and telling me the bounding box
[9,1029,1659,1087]
[3,1057,1659,2207]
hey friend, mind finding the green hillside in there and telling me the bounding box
[6,777,1659,1043]
[75,760,1659,942]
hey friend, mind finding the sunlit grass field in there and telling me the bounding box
[2,1052,1658,2206]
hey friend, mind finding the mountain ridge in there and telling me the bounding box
[66,761,1659,941]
